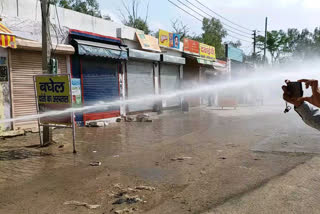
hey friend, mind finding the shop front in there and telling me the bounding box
[10,39,74,131]
[69,30,127,124]
[126,48,160,113]
[160,54,185,108]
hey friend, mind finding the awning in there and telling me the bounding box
[162,54,185,64]
[16,38,74,54]
[74,39,127,60]
[0,22,16,48]
[128,48,160,61]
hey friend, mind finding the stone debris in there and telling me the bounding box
[114,207,137,214]
[113,195,143,205]
[200,170,206,175]
[89,161,101,166]
[219,157,227,160]
[86,121,105,127]
[135,186,155,191]
[136,114,152,122]
[171,157,192,161]
[125,116,134,122]
[63,200,100,209]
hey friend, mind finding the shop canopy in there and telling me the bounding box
[73,39,127,60]
[0,22,16,48]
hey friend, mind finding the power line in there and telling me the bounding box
[178,0,251,39]
[185,0,251,36]
[168,0,252,43]
[194,0,253,32]
[168,0,202,22]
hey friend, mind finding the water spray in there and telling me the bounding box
[0,67,318,125]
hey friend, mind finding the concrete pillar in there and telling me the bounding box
[153,62,162,114]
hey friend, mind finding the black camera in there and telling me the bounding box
[287,82,303,98]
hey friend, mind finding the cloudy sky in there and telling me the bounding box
[98,0,320,53]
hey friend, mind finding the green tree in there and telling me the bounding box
[256,30,289,64]
[52,0,110,19]
[199,18,227,58]
[227,40,242,48]
[120,0,150,34]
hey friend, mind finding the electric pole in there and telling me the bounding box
[264,17,268,64]
[253,30,256,61]
[41,0,51,146]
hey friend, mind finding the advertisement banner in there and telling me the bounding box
[199,43,216,60]
[136,32,161,52]
[183,38,199,55]
[227,45,243,62]
[71,78,82,107]
[159,29,180,49]
[35,75,72,125]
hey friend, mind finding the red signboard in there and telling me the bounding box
[183,38,199,54]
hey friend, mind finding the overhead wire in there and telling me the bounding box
[185,0,252,36]
[177,0,251,39]
[194,0,253,32]
[168,0,252,43]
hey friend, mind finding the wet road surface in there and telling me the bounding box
[0,106,320,214]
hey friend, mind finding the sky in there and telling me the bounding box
[98,0,320,53]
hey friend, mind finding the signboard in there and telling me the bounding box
[200,43,216,60]
[35,75,72,125]
[71,78,82,107]
[36,75,71,104]
[136,32,161,52]
[159,29,180,49]
[183,38,199,55]
[227,45,243,62]
[34,74,76,153]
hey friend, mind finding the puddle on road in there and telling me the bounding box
[0,149,52,161]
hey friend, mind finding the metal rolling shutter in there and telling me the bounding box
[82,59,120,121]
[10,49,67,131]
[127,61,154,112]
[160,64,180,107]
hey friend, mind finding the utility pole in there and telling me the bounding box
[253,30,256,61]
[263,17,268,64]
[41,0,51,145]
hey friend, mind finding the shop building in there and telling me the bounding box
[69,29,127,124]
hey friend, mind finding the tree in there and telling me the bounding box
[119,0,150,34]
[256,30,289,64]
[171,19,189,40]
[199,18,227,58]
[52,0,111,20]
[227,40,242,48]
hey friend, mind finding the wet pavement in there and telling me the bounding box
[0,106,320,213]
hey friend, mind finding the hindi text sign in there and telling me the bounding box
[199,43,216,60]
[36,75,71,104]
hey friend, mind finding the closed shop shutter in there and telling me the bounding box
[82,59,120,121]
[10,49,67,131]
[160,64,180,107]
[127,61,154,112]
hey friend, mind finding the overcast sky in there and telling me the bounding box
[98,0,320,53]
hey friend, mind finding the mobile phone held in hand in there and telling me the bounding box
[287,82,303,98]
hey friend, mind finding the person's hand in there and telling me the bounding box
[282,81,304,107]
[297,79,320,108]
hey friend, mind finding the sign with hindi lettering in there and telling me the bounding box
[36,75,71,104]
[34,74,72,125]
[199,43,216,60]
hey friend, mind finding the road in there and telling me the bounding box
[0,106,320,214]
